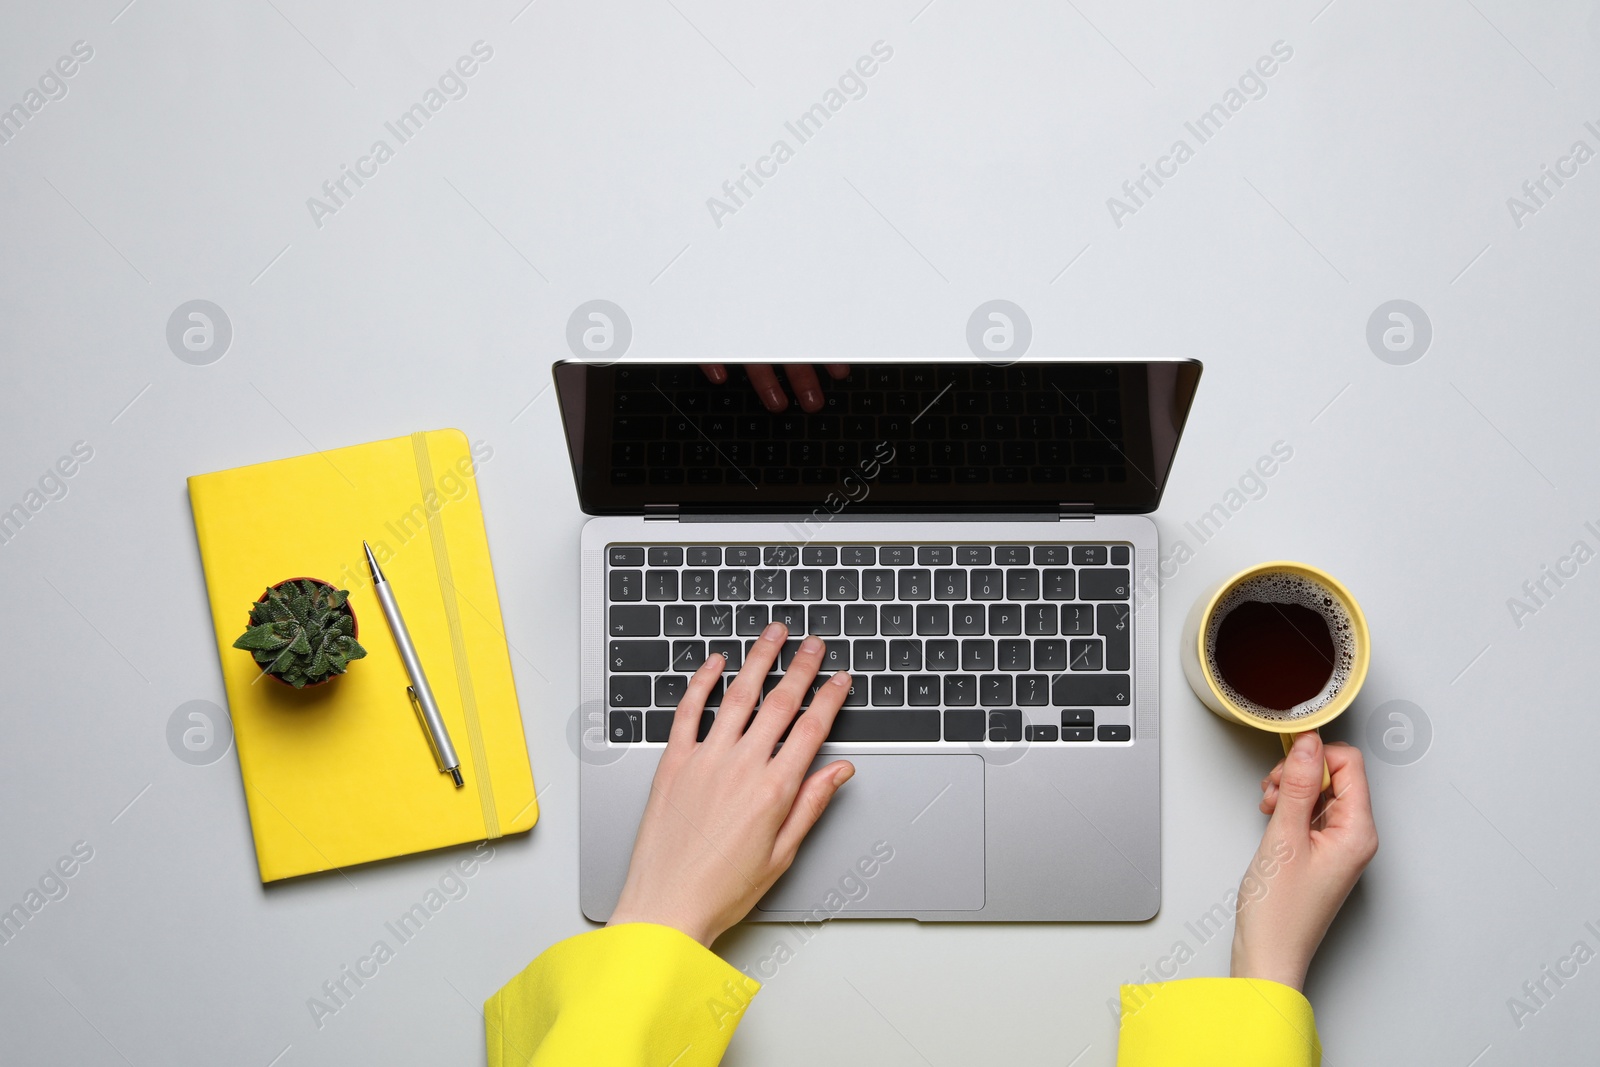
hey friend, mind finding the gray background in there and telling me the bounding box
[1,0,1595,1063]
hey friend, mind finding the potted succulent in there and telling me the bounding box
[233,578,366,688]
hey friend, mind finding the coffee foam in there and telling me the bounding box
[1204,571,1356,721]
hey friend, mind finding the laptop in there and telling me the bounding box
[554,359,1202,922]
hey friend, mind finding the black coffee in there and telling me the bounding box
[1213,600,1336,712]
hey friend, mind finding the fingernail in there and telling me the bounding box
[801,635,823,654]
[835,764,855,786]
[765,388,787,411]
[1264,782,1278,801]
[1292,733,1318,761]
[830,671,852,686]
[763,622,785,640]
[799,389,821,410]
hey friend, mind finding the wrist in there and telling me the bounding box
[1230,936,1308,992]
[607,904,718,948]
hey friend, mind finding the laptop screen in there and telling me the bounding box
[553,360,1201,515]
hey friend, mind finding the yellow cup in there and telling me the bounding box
[1180,561,1370,789]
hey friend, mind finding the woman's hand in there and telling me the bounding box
[1230,732,1378,991]
[700,363,851,413]
[607,623,855,947]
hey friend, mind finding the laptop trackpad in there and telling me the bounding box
[756,754,984,914]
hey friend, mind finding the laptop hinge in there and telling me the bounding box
[1059,502,1094,521]
[643,503,679,522]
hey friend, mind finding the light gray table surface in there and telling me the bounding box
[3,1,1597,1064]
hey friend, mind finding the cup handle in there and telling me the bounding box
[1281,732,1332,792]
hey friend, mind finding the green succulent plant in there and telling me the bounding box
[233,579,366,688]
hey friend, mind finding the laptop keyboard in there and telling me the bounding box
[604,542,1135,746]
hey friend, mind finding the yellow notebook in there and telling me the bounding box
[188,429,537,882]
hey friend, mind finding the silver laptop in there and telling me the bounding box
[555,359,1201,922]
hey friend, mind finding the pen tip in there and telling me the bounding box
[450,768,464,788]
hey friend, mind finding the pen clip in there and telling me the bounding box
[408,685,446,773]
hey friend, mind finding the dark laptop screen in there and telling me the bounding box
[553,360,1201,515]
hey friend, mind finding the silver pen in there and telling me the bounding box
[364,541,464,787]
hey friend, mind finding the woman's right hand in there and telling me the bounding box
[1230,732,1378,991]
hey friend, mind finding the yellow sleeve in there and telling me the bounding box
[484,923,760,1067]
[1116,978,1321,1067]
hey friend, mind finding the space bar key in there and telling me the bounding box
[826,711,941,742]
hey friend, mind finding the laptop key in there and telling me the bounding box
[683,570,716,601]
[841,546,876,566]
[654,675,688,706]
[862,569,895,600]
[826,569,860,600]
[609,570,643,601]
[671,640,707,672]
[779,639,803,670]
[809,604,842,636]
[1070,639,1103,671]
[908,675,940,705]
[646,571,678,601]
[1061,708,1095,726]
[827,710,940,742]
[926,640,958,671]
[763,546,799,566]
[802,546,837,566]
[1025,725,1059,742]
[609,605,660,636]
[980,675,1013,706]
[1005,569,1040,601]
[898,569,932,601]
[889,639,922,671]
[608,547,645,567]
[609,678,650,708]
[1035,639,1067,671]
[754,570,787,601]
[854,640,886,672]
[881,605,914,637]
[918,546,953,566]
[609,709,642,742]
[961,639,995,672]
[916,604,950,635]
[998,639,1030,671]
[988,709,1022,742]
[1053,674,1131,705]
[1025,604,1057,636]
[995,546,1029,565]
[1062,604,1094,635]
[1072,546,1108,566]
[1017,674,1049,705]
[610,640,667,671]
[1033,545,1070,565]
[1079,569,1130,600]
[791,569,823,601]
[822,640,851,672]
[1098,724,1132,742]
[970,569,1003,600]
[844,604,876,636]
[771,605,805,632]
[648,547,683,567]
[957,546,992,566]
[953,606,985,635]
[989,604,1022,635]
[880,546,915,566]
[944,674,977,706]
[663,606,696,636]
[935,569,967,600]
[737,605,768,636]
[726,547,761,566]
[944,709,985,741]
[1043,569,1076,600]
[1099,604,1131,670]
[872,676,906,706]
[843,681,869,707]
[718,569,752,601]
[1062,726,1094,742]
[1111,545,1130,565]
[700,605,733,636]
[709,640,742,669]
[687,547,722,566]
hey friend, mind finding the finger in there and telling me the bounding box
[783,364,824,412]
[668,653,724,750]
[708,622,786,744]
[746,634,825,749]
[772,669,851,779]
[1314,742,1375,836]
[1267,732,1325,841]
[824,363,851,380]
[744,364,788,412]
[772,760,855,866]
[700,363,729,385]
